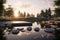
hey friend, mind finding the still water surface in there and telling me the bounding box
[4,21,54,40]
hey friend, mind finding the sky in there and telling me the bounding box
[5,0,54,16]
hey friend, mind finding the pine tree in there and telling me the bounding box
[40,10,45,18]
[0,0,6,16]
[48,8,51,18]
[24,12,26,18]
[54,0,60,17]
[45,8,51,20]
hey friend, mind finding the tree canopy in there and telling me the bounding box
[54,0,60,17]
[0,0,6,16]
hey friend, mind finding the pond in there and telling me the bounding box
[1,21,55,40]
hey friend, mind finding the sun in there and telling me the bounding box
[14,12,19,18]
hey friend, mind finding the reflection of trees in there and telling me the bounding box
[0,29,6,40]
[54,28,60,40]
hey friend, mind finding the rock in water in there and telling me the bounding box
[27,27,32,31]
[34,27,40,32]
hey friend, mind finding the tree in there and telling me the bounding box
[54,8,60,17]
[0,0,6,16]
[30,14,35,18]
[24,12,26,18]
[5,5,14,18]
[18,11,24,18]
[40,10,45,18]
[0,0,6,40]
[54,0,60,17]
[45,8,52,19]
[48,8,51,18]
[54,0,60,6]
[37,13,40,18]
[27,13,30,18]
[45,9,48,18]
[54,0,60,40]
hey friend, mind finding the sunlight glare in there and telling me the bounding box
[14,13,19,18]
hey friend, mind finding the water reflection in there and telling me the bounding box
[10,21,31,23]
[4,21,55,40]
[32,22,41,28]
